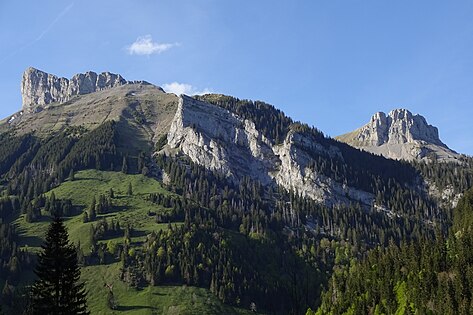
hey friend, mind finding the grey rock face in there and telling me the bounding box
[337,109,460,162]
[273,130,372,205]
[166,95,373,206]
[21,67,142,113]
[356,109,443,146]
[167,95,276,184]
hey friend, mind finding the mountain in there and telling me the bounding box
[2,67,467,242]
[21,67,149,113]
[7,68,410,207]
[314,188,473,315]
[4,68,177,155]
[1,68,472,314]
[166,95,374,205]
[336,108,461,162]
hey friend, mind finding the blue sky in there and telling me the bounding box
[1,1,473,155]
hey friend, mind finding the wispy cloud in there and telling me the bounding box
[162,82,212,96]
[36,2,74,41]
[126,35,178,56]
[0,2,74,65]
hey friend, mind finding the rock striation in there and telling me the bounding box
[166,95,373,206]
[273,129,372,205]
[336,109,460,162]
[21,67,147,113]
[167,95,277,184]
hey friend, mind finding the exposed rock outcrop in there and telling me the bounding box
[167,95,276,184]
[273,130,372,205]
[337,109,460,162]
[21,67,149,113]
[166,95,373,206]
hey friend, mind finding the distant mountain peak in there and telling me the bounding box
[365,108,444,146]
[21,67,150,113]
[337,108,460,162]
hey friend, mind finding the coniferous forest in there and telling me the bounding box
[313,188,473,315]
[0,95,472,315]
[4,0,473,313]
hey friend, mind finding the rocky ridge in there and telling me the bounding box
[166,95,373,206]
[21,67,149,113]
[336,109,460,162]
[10,68,451,207]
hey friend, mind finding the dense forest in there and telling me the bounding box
[196,95,452,241]
[413,158,473,199]
[313,188,473,315]
[0,95,472,314]
[0,121,132,286]
[113,151,445,313]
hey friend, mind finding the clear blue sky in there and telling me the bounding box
[1,1,473,155]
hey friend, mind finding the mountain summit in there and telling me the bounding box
[1,68,472,314]
[21,67,149,113]
[4,68,416,207]
[336,108,460,162]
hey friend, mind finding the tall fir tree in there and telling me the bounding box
[1,280,12,306]
[30,215,89,314]
[127,182,133,196]
[121,156,128,174]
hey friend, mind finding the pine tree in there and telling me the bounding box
[121,156,128,174]
[82,211,89,223]
[88,196,96,221]
[68,169,75,181]
[127,182,133,196]
[2,280,13,306]
[30,215,89,314]
[106,290,116,310]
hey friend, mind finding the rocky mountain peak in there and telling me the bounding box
[21,67,143,113]
[351,108,444,147]
[337,108,459,162]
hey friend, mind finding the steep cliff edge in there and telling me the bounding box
[167,95,279,184]
[166,95,373,205]
[337,109,460,162]
[21,67,150,113]
[6,68,442,210]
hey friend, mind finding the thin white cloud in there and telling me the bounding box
[0,2,74,65]
[162,82,212,96]
[36,2,74,41]
[126,35,178,56]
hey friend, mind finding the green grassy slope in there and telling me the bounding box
[82,263,253,315]
[0,84,178,140]
[15,169,175,252]
[13,170,255,315]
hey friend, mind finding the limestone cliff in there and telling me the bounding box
[167,95,277,184]
[336,109,460,162]
[273,130,372,205]
[21,67,148,113]
[166,95,373,206]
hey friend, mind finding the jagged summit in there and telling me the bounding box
[357,108,445,147]
[5,68,464,208]
[21,67,151,113]
[336,108,459,162]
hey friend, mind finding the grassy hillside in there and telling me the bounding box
[0,84,178,140]
[82,262,253,315]
[334,128,364,147]
[12,170,255,314]
[15,169,175,252]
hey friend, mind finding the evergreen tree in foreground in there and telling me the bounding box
[30,215,89,314]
